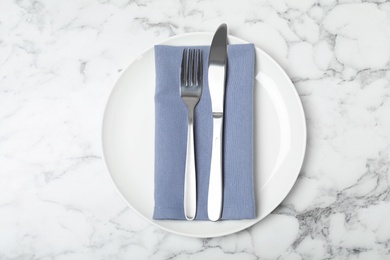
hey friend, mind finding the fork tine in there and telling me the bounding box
[186,50,193,86]
[181,49,187,85]
[197,49,202,86]
[192,49,197,86]
[194,49,198,86]
[185,49,189,86]
[190,49,193,86]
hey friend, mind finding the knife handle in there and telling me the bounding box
[208,113,223,221]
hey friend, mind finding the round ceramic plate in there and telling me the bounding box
[102,32,306,238]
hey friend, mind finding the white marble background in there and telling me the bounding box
[1,0,390,259]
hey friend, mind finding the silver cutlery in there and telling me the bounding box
[180,49,202,221]
[207,24,228,221]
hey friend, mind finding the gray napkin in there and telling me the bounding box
[153,44,255,220]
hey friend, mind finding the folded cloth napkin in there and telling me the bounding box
[153,44,255,220]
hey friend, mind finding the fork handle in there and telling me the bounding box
[208,113,223,221]
[184,112,197,220]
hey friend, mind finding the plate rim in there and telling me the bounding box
[101,32,307,238]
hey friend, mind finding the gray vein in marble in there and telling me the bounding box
[134,17,178,36]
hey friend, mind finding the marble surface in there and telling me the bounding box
[1,0,390,259]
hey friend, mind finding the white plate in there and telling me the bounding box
[102,32,306,238]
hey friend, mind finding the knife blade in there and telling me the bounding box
[207,23,227,221]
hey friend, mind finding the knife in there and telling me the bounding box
[207,24,228,221]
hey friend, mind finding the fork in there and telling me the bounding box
[180,49,202,220]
